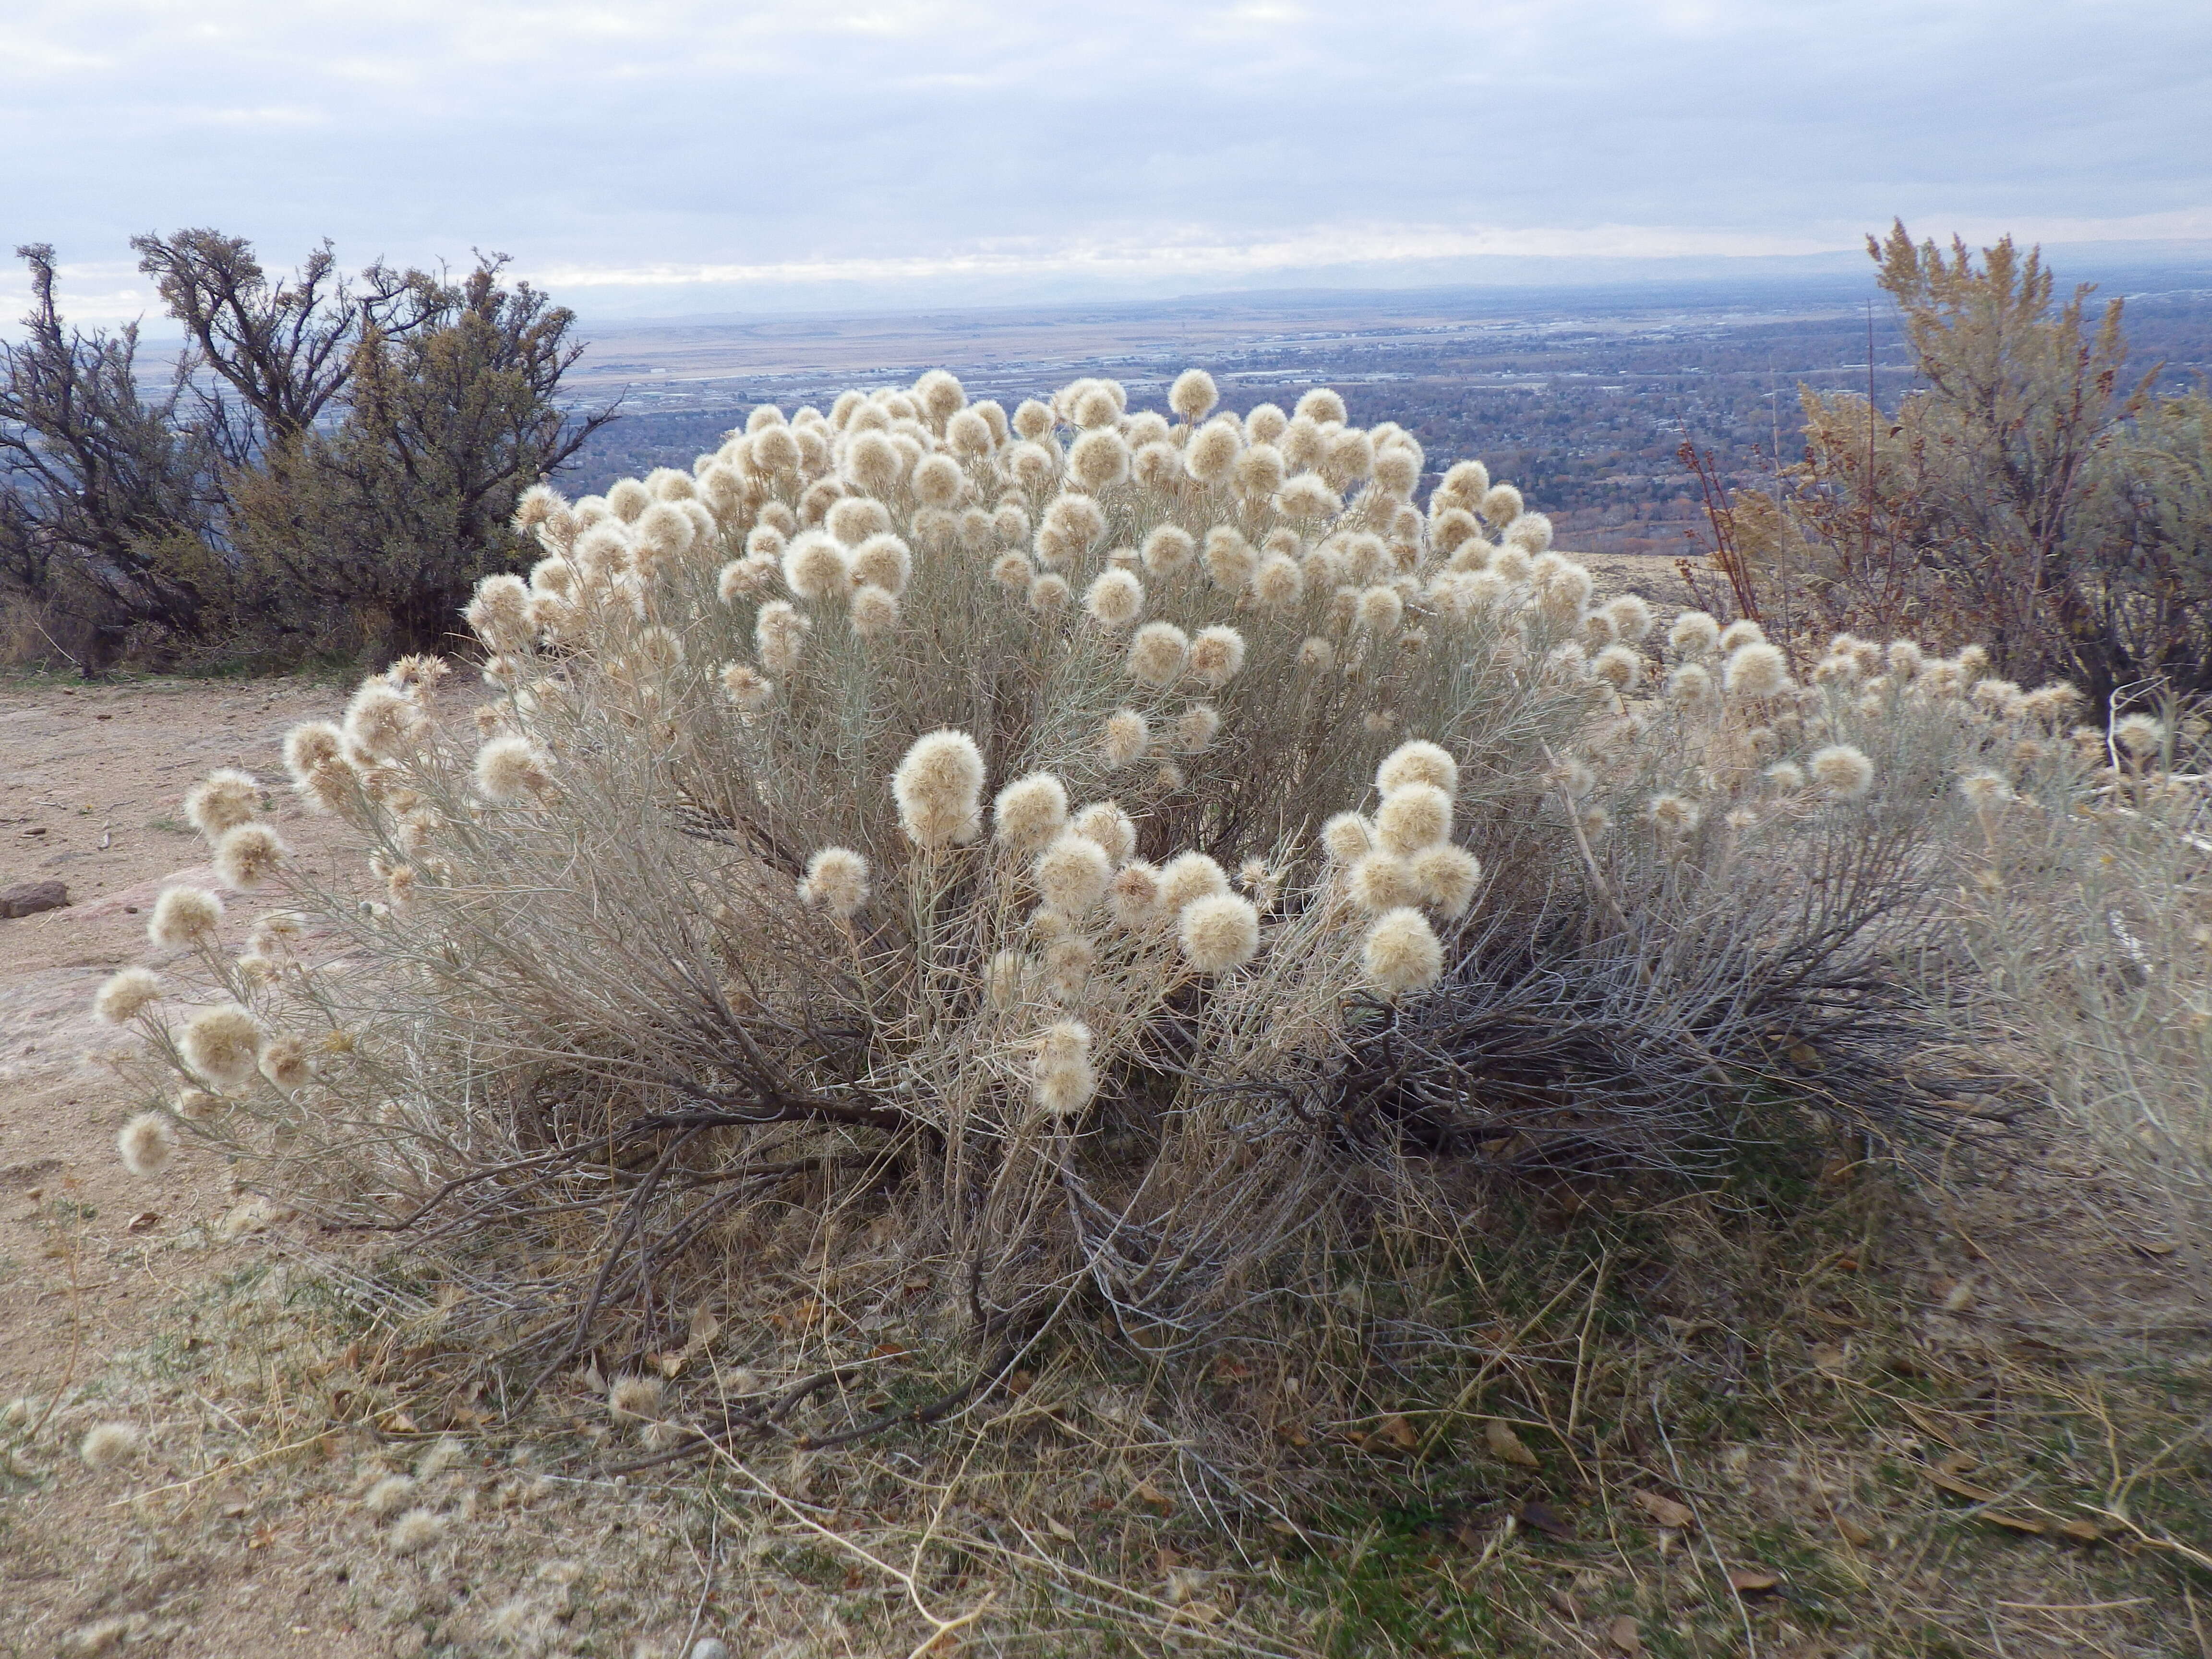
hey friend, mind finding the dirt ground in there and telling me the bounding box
[0,676,401,1655]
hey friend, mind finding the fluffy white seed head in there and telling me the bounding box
[1102,709,1150,769]
[1295,387,1348,425]
[1031,1020,1096,1116]
[1439,459,1490,503]
[1069,428,1131,492]
[1028,572,1071,613]
[1037,833,1113,914]
[475,736,554,802]
[1203,527,1258,592]
[344,680,428,761]
[1958,770,2014,809]
[361,1474,418,1518]
[783,532,849,601]
[1187,625,1247,687]
[1666,662,1715,706]
[1070,802,1136,865]
[1591,644,1643,692]
[609,1374,664,1422]
[721,663,774,712]
[1764,761,1806,793]
[1142,524,1196,577]
[1378,741,1458,796]
[995,772,1070,851]
[1170,368,1219,421]
[1503,511,1553,553]
[847,533,912,595]
[893,730,986,848]
[1252,551,1305,609]
[1371,770,1451,849]
[1178,893,1261,974]
[1809,744,1875,799]
[1158,852,1229,912]
[214,823,286,889]
[1478,483,1523,525]
[800,847,871,917]
[1277,472,1339,519]
[184,769,259,842]
[1245,402,1289,444]
[180,1004,262,1090]
[388,1510,446,1557]
[1235,443,1287,499]
[756,600,809,675]
[80,1423,141,1469]
[258,1033,311,1093]
[1127,623,1190,687]
[1356,585,1405,635]
[2113,713,2167,757]
[849,582,901,637]
[1718,618,1767,652]
[1083,568,1144,628]
[1371,445,1420,497]
[1408,843,1483,918]
[117,1112,178,1178]
[825,496,890,546]
[1362,908,1443,997]
[149,885,223,948]
[1175,703,1221,753]
[1647,793,1702,836]
[94,968,160,1026]
[1322,811,1374,863]
[1349,852,1422,914]
[1604,594,1655,643]
[1185,418,1242,484]
[1724,642,1791,699]
[1109,861,1165,929]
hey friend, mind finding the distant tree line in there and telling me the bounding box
[0,233,615,671]
[1716,224,2212,709]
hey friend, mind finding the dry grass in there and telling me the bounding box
[6,1115,2206,1657]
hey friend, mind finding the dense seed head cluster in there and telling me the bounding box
[108,362,2113,1411]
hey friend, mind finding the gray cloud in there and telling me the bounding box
[5,0,2208,322]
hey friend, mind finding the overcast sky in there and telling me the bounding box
[6,0,2209,325]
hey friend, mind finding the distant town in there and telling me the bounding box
[560,267,2212,555]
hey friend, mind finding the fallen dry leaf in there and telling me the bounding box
[125,1210,159,1234]
[1727,1566,1780,1594]
[1607,1613,1644,1655]
[2057,1518,2101,1544]
[1981,1512,2046,1535]
[2128,1238,2178,1258]
[1485,1418,1541,1468]
[1518,1500,1576,1541]
[1131,1479,1175,1513]
[1632,1489,1697,1531]
[1835,1515,1877,1548]
[1927,1469,2002,1504]
[1047,1516,1075,1542]
[1811,1342,1849,1374]
[1378,1414,1420,1452]
[1935,1449,1978,1478]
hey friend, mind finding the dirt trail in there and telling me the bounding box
[0,675,398,1656]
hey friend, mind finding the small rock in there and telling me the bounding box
[0,880,68,918]
[690,1641,731,1659]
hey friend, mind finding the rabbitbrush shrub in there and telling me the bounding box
[105,369,2073,1444]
